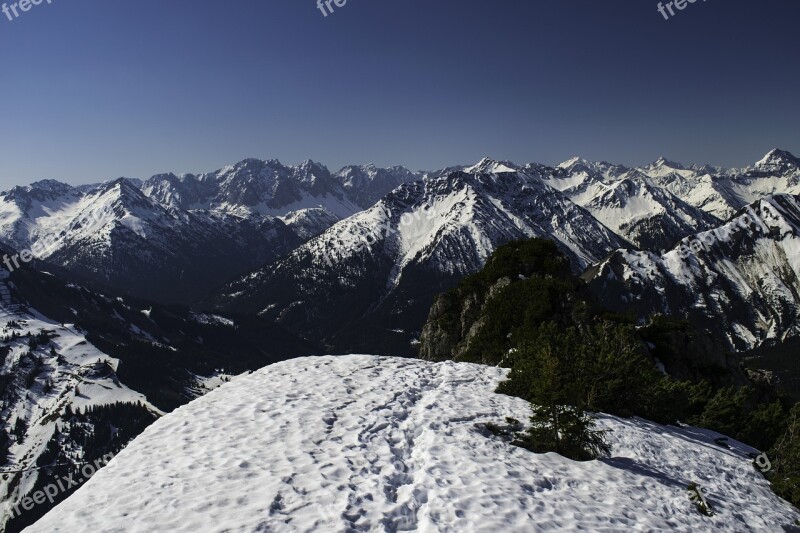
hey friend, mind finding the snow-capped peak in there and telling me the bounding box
[651,156,685,170]
[464,158,519,174]
[754,148,799,171]
[25,179,76,193]
[557,156,588,169]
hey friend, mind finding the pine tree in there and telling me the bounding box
[507,325,610,461]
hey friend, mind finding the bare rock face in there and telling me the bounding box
[418,293,459,361]
[419,277,511,361]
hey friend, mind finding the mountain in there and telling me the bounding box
[0,247,318,531]
[583,194,800,352]
[142,159,362,236]
[209,163,628,353]
[576,175,721,251]
[753,148,800,176]
[642,150,800,221]
[642,159,745,221]
[0,180,85,251]
[334,164,422,209]
[142,159,356,215]
[543,161,722,250]
[28,355,800,532]
[0,176,302,304]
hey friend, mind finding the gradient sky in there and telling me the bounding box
[0,0,798,188]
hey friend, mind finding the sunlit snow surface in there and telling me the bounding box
[29,355,799,532]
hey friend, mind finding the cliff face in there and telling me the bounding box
[419,277,510,362]
[418,238,575,364]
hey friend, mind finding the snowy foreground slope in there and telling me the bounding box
[29,355,800,532]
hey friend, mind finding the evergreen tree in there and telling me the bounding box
[502,325,610,461]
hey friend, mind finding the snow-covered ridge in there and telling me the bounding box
[30,355,800,532]
[585,194,800,351]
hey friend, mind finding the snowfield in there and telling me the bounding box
[28,355,800,532]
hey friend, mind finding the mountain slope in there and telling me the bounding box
[29,355,800,532]
[6,257,320,412]
[583,194,800,351]
[579,175,721,251]
[0,265,160,531]
[0,180,86,252]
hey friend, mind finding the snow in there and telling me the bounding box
[542,172,589,192]
[581,180,669,234]
[29,355,800,532]
[191,312,235,328]
[557,156,586,169]
[597,194,800,350]
[395,188,478,269]
[463,158,518,175]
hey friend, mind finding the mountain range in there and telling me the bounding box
[1,150,799,353]
[209,149,800,353]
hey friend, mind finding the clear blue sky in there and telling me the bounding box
[0,0,798,187]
